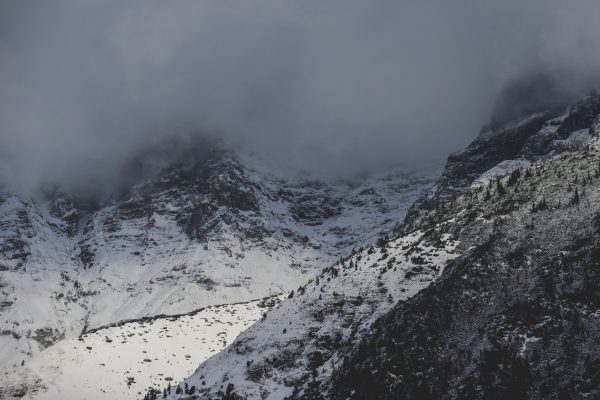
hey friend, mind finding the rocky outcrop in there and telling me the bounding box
[405,91,600,223]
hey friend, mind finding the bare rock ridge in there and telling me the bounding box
[406,90,600,223]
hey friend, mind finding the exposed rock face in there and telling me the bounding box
[286,184,342,226]
[405,91,600,223]
[405,113,548,222]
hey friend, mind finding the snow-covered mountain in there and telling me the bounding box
[4,85,600,400]
[0,140,437,398]
[162,90,600,400]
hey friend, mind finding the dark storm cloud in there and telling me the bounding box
[1,0,599,193]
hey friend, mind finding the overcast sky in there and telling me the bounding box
[1,0,600,194]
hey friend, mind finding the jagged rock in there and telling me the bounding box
[406,91,600,223]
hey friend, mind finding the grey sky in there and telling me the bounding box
[1,0,599,194]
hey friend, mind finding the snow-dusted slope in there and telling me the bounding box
[0,194,86,366]
[4,296,282,400]
[328,130,600,400]
[164,91,600,400]
[165,225,458,399]
[0,142,437,398]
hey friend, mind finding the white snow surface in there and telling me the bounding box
[471,159,532,187]
[3,296,282,399]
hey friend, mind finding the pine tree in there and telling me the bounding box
[496,177,506,196]
[224,383,237,400]
[484,190,492,201]
[532,198,547,213]
[507,168,521,186]
[572,187,580,205]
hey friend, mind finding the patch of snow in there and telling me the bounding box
[472,159,531,187]
[2,296,282,400]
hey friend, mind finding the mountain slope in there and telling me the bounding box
[169,220,456,399]
[0,141,437,398]
[167,219,458,399]
[329,138,600,400]
[166,92,600,400]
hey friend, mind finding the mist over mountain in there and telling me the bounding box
[1,1,600,195]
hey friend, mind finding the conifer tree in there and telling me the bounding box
[484,190,492,201]
[496,177,506,196]
[573,187,580,205]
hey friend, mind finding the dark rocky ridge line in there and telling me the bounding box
[82,294,282,336]
[406,90,600,223]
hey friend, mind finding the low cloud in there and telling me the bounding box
[1,0,599,194]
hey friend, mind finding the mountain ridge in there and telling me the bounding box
[162,90,600,400]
